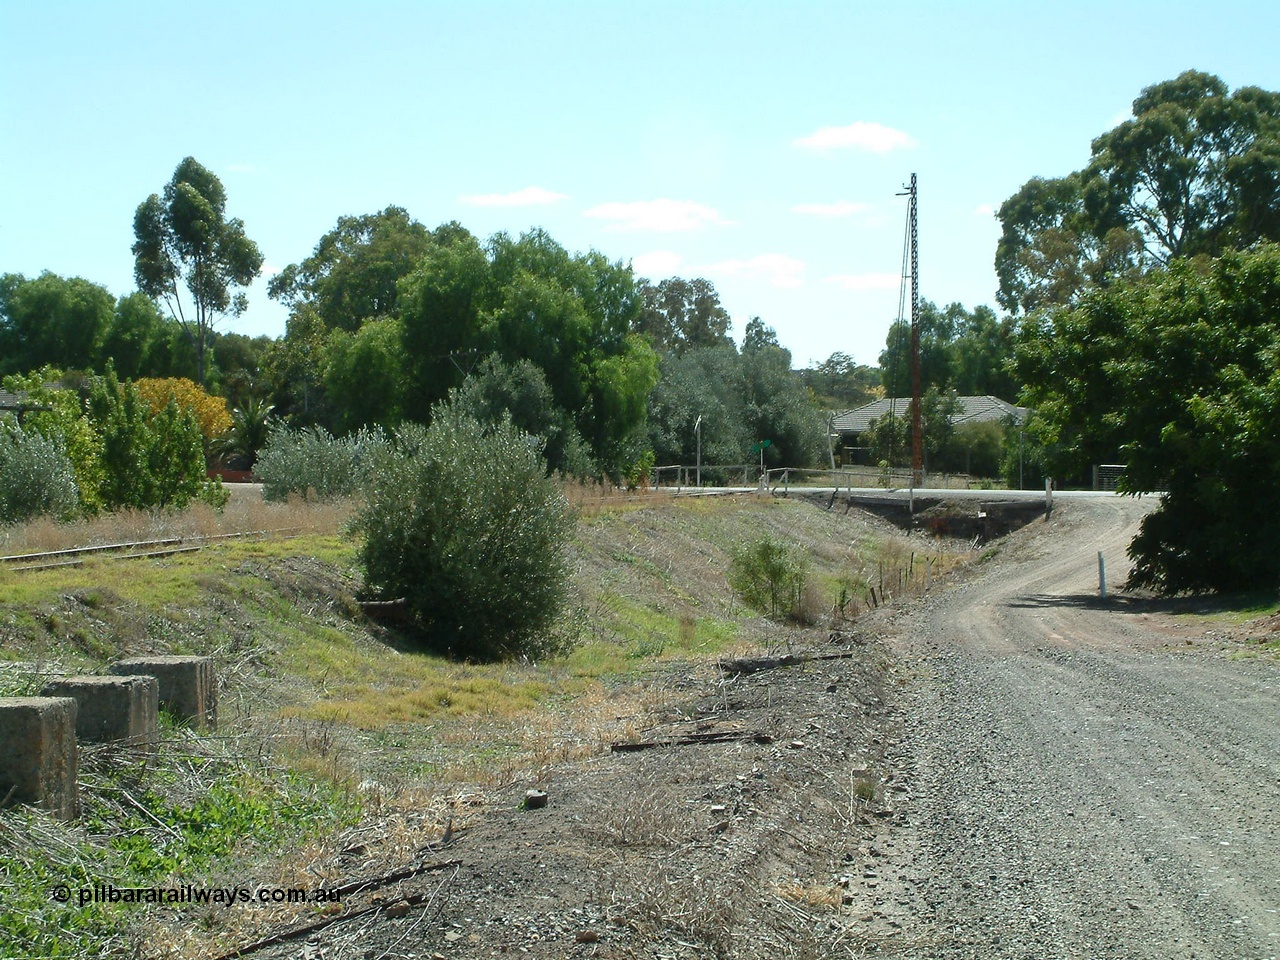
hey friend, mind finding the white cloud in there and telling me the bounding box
[631,250,685,276]
[584,198,730,232]
[791,200,871,219]
[973,203,996,217]
[793,121,914,153]
[824,272,901,291]
[259,261,283,277]
[459,186,568,207]
[704,253,806,289]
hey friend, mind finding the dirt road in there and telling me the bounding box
[891,496,1280,959]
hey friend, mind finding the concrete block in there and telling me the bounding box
[110,656,218,730]
[0,697,79,819]
[40,675,159,746]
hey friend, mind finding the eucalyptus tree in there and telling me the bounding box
[268,206,439,331]
[634,276,732,353]
[132,157,263,386]
[997,71,1280,314]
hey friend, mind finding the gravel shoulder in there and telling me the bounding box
[888,496,1280,959]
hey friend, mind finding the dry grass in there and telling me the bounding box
[0,493,356,557]
[559,477,676,518]
[608,857,742,957]
[774,880,845,909]
[580,771,696,847]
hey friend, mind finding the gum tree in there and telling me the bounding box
[132,157,263,386]
[997,71,1280,314]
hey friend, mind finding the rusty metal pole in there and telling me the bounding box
[908,173,923,489]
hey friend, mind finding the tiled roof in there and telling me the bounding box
[831,395,1029,434]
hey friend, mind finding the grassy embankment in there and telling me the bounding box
[0,487,961,958]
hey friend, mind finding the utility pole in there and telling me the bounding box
[907,173,922,488]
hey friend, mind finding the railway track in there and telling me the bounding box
[0,528,302,572]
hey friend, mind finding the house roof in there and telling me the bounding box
[831,395,1029,434]
[0,387,56,416]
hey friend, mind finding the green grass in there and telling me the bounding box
[0,558,204,610]
[564,592,740,678]
[1199,591,1280,624]
[0,498,964,738]
[0,742,359,960]
[228,533,356,565]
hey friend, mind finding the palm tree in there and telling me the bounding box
[214,396,275,469]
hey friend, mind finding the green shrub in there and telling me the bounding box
[355,406,573,661]
[728,535,809,622]
[0,420,80,523]
[3,366,105,511]
[254,423,387,501]
[88,369,222,511]
[453,354,595,477]
[940,421,1005,477]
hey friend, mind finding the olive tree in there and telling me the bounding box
[356,405,573,661]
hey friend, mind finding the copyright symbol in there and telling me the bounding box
[52,885,71,903]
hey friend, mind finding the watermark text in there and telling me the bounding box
[52,884,341,908]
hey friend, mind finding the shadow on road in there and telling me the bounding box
[1007,590,1273,616]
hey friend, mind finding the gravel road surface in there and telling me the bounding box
[890,496,1280,959]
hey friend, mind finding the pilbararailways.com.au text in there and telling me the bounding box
[53,884,342,907]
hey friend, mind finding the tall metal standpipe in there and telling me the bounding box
[694,414,703,487]
[908,173,923,488]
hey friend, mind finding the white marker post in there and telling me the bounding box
[1098,551,1107,599]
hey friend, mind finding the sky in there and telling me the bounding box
[3,1,1280,369]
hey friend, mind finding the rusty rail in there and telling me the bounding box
[0,528,303,572]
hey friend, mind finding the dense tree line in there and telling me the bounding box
[877,300,1017,400]
[0,271,271,401]
[268,214,660,479]
[261,206,840,480]
[647,333,827,473]
[2,157,845,513]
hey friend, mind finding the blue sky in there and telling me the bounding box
[3,1,1279,368]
